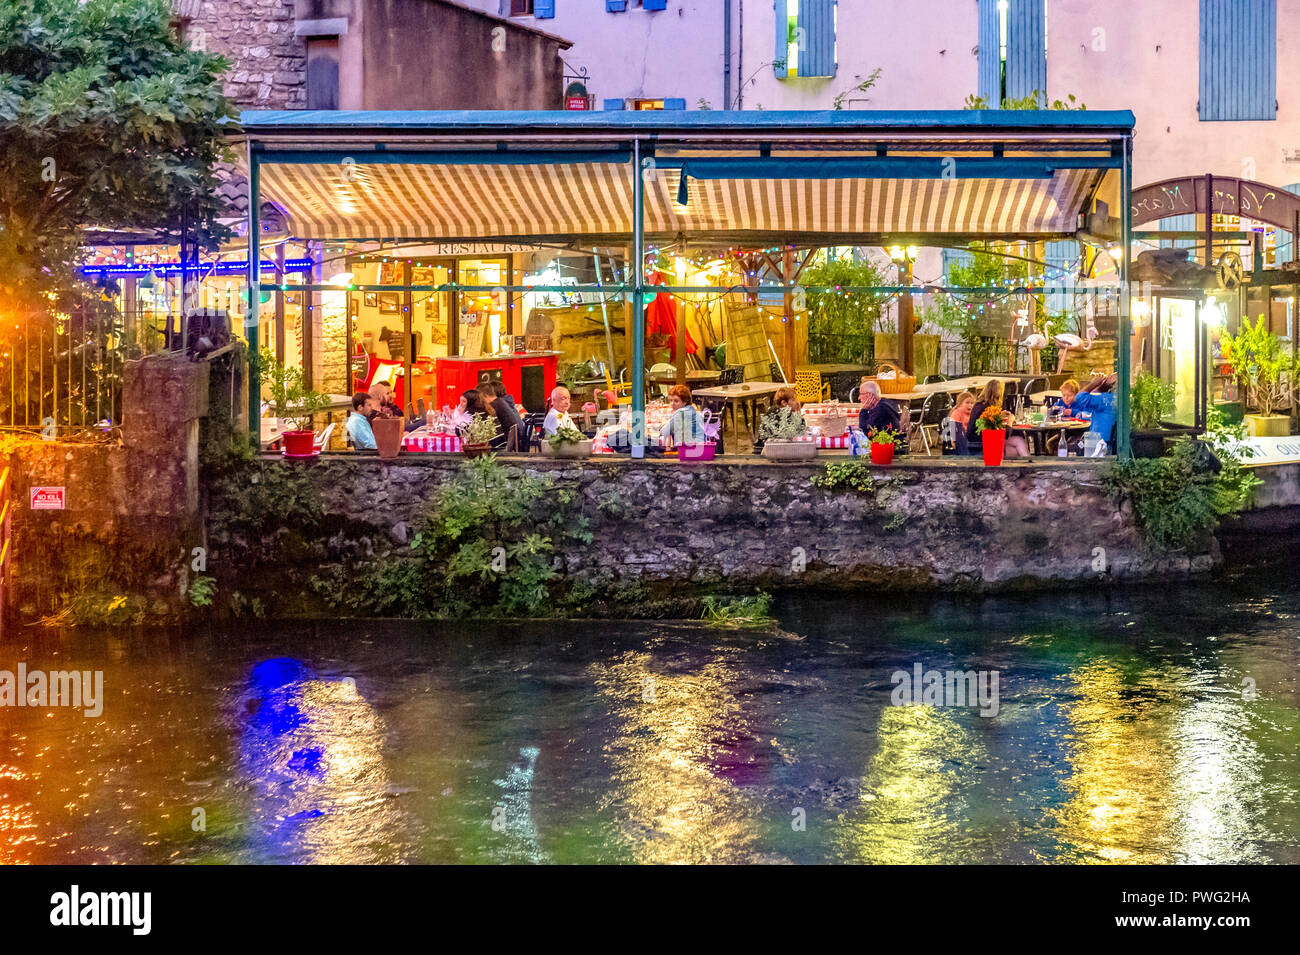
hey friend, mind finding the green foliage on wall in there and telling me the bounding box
[803,255,887,366]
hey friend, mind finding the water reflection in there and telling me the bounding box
[237,657,408,864]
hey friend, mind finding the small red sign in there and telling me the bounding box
[565,95,590,111]
[30,486,65,510]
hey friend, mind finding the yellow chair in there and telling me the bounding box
[794,370,829,404]
[603,365,633,407]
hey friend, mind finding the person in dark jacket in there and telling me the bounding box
[966,379,1030,457]
[479,381,527,451]
[858,380,901,434]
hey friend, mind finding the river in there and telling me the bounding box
[1,563,1297,864]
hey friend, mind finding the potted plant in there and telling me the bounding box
[867,427,901,465]
[760,407,817,460]
[1129,371,1178,458]
[1224,317,1292,437]
[542,422,593,459]
[461,413,499,458]
[974,403,1009,466]
[257,348,330,457]
[371,407,404,460]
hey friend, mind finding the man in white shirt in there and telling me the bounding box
[543,385,577,436]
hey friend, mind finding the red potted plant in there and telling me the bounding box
[975,403,1010,466]
[867,427,900,465]
[258,348,330,457]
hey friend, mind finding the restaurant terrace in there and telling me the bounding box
[237,108,1137,461]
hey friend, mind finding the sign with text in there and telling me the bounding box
[1237,435,1300,467]
[30,486,65,510]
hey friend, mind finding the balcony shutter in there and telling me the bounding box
[1155,214,1198,252]
[774,0,788,78]
[976,0,1000,104]
[1199,0,1276,120]
[663,98,686,110]
[603,98,625,110]
[1043,239,1080,313]
[606,0,627,12]
[644,0,668,10]
[534,0,555,18]
[798,0,836,78]
[1005,0,1046,104]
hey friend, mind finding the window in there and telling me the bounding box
[774,0,836,79]
[509,0,533,15]
[977,0,1046,106]
[1199,0,1276,120]
[630,98,686,110]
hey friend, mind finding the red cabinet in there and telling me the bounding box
[434,353,560,414]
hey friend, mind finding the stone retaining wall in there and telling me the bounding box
[207,453,1215,605]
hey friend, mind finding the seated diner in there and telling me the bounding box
[544,385,578,436]
[660,384,707,447]
[1057,374,1118,453]
[346,391,377,450]
[858,380,900,434]
[966,380,1029,458]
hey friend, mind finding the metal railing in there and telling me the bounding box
[0,306,184,435]
[937,338,1059,379]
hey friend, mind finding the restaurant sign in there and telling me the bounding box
[29,486,65,510]
[1130,176,1300,231]
[1236,435,1300,467]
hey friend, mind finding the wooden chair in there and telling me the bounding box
[794,369,829,404]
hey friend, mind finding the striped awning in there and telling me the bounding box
[256,159,1104,242]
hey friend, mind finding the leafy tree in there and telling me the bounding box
[0,0,235,307]
[803,253,886,365]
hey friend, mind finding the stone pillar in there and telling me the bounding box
[122,355,210,520]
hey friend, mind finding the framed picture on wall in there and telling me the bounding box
[363,292,378,308]
[378,292,400,314]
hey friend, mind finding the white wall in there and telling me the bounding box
[477,0,1300,191]
[1050,0,1300,188]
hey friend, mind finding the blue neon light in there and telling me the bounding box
[79,258,314,279]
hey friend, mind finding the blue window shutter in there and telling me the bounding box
[798,0,836,78]
[534,0,555,18]
[1043,239,1079,313]
[1200,0,1276,120]
[606,0,627,12]
[976,0,1000,104]
[1005,0,1046,103]
[774,0,788,78]
[603,98,625,110]
[663,97,686,110]
[1156,214,1197,251]
[1274,185,1300,261]
[643,0,667,10]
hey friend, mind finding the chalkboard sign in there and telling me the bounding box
[513,335,526,354]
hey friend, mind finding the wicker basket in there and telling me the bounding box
[818,412,848,438]
[870,362,916,395]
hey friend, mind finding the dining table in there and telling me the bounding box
[1011,417,1091,455]
[912,375,1021,396]
[691,382,786,440]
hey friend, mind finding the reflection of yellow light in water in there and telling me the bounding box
[1051,662,1177,863]
[834,704,985,864]
[588,652,772,864]
[0,763,37,864]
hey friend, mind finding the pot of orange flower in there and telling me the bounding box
[867,427,901,465]
[975,404,1010,466]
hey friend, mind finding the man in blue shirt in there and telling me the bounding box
[345,391,378,450]
[1058,374,1118,452]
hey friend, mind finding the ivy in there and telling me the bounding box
[811,459,877,495]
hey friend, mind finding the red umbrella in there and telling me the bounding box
[644,271,697,364]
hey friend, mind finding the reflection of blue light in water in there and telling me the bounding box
[236,658,398,862]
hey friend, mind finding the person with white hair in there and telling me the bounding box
[858,379,901,434]
[543,385,577,436]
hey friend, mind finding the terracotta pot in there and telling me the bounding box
[541,439,593,459]
[761,440,818,461]
[869,442,895,465]
[282,429,316,457]
[371,415,403,460]
[982,428,1006,466]
[463,441,492,459]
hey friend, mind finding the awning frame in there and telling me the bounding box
[240,109,1135,456]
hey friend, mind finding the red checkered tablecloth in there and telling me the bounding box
[402,431,463,453]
